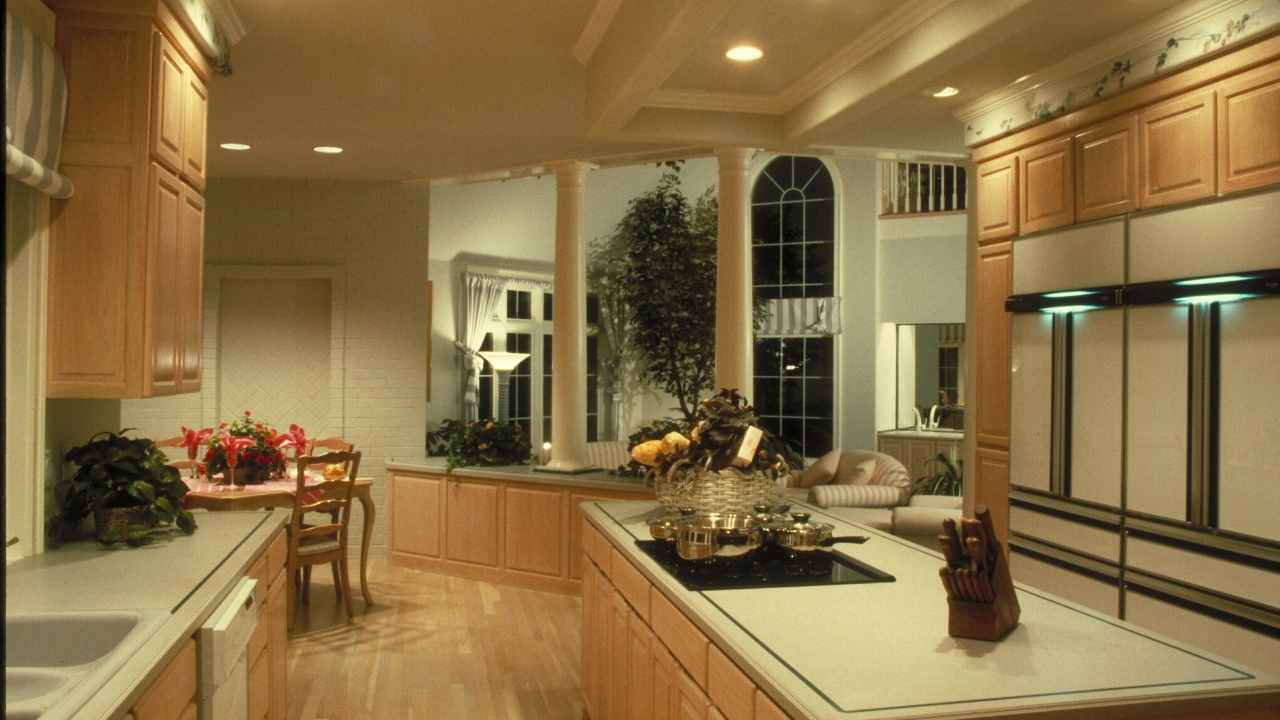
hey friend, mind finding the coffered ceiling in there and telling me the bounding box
[208,0,1192,181]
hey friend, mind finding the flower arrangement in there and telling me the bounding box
[427,418,531,470]
[199,411,295,482]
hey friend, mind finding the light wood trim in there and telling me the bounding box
[1216,59,1280,195]
[176,184,203,391]
[976,154,1018,243]
[974,242,1013,449]
[266,528,287,576]
[754,690,791,720]
[582,517,612,576]
[650,588,710,689]
[972,32,1280,162]
[572,489,652,579]
[610,546,652,622]
[1019,135,1075,233]
[1075,113,1140,221]
[1138,88,1217,209]
[707,644,756,720]
[248,548,269,592]
[155,0,211,81]
[131,637,196,720]
[143,161,183,395]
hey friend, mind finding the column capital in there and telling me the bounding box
[714,147,756,168]
[548,159,595,186]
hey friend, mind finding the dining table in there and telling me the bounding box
[182,472,377,606]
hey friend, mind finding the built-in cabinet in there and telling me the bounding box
[46,1,210,398]
[1217,60,1280,194]
[1075,114,1139,221]
[1138,88,1217,208]
[876,432,962,483]
[1019,136,1075,234]
[388,469,651,594]
[975,154,1018,242]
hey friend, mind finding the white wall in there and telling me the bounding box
[835,159,881,451]
[878,213,967,324]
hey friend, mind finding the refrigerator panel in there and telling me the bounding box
[1125,592,1280,677]
[1126,305,1190,522]
[1010,313,1053,493]
[1009,505,1121,562]
[1130,187,1280,283]
[1127,537,1280,609]
[1217,296,1280,543]
[1012,219,1125,295]
[1009,550,1119,618]
[1070,309,1123,508]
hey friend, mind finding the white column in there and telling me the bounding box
[540,160,593,473]
[714,147,754,394]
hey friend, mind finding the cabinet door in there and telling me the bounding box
[580,563,599,719]
[907,440,936,484]
[610,590,631,720]
[445,480,501,566]
[181,71,208,190]
[177,186,204,391]
[976,155,1018,242]
[975,446,1010,544]
[248,657,270,720]
[1217,60,1280,195]
[391,474,443,557]
[1075,114,1139,221]
[1139,88,1216,208]
[1019,136,1074,233]
[504,486,565,577]
[652,642,679,720]
[877,438,904,465]
[132,638,196,720]
[675,669,711,720]
[268,568,288,720]
[975,242,1013,449]
[629,612,655,720]
[146,162,183,395]
[570,492,615,580]
[150,31,185,173]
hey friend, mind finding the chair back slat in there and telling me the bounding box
[288,450,362,558]
[155,436,184,448]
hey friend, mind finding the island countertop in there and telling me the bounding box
[385,455,650,492]
[582,499,1280,720]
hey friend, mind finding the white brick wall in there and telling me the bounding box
[122,179,431,554]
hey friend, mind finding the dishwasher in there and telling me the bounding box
[198,577,259,720]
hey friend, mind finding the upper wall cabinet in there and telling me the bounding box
[1019,137,1075,234]
[1075,114,1139,222]
[1217,59,1280,195]
[976,155,1018,243]
[1139,88,1217,209]
[48,2,210,398]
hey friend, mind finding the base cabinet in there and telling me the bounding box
[877,434,963,483]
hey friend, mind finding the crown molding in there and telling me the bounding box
[205,0,246,46]
[954,0,1247,121]
[420,146,712,186]
[573,0,623,65]
[646,89,786,115]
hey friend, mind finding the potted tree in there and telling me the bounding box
[48,430,198,546]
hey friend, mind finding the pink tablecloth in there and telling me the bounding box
[182,472,326,505]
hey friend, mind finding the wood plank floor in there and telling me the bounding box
[287,557,585,720]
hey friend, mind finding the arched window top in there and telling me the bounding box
[752,156,834,204]
[751,155,836,300]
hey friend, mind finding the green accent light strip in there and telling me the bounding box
[1040,304,1103,314]
[1042,290,1096,299]
[1174,293,1256,305]
[1175,275,1252,287]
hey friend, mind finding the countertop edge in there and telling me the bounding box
[84,509,289,720]
[383,457,652,493]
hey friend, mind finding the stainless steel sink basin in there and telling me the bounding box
[5,610,166,720]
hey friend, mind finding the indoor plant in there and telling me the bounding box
[201,411,290,483]
[428,418,532,470]
[48,430,197,546]
[914,452,963,496]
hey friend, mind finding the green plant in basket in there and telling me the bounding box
[48,430,197,547]
[430,419,532,470]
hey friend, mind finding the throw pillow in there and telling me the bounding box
[808,484,906,508]
[795,449,840,488]
[834,457,877,485]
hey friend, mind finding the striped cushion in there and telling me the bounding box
[808,483,907,509]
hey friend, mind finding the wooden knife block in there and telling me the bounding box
[947,551,1021,642]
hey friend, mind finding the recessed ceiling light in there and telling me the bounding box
[932,86,960,98]
[313,146,344,154]
[725,45,763,62]
[1014,74,1032,84]
[219,142,251,151]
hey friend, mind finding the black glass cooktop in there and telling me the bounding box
[634,540,895,592]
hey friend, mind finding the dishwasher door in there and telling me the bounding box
[199,577,259,720]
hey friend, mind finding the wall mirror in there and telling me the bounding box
[895,323,966,431]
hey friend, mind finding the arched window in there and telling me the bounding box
[752,156,836,458]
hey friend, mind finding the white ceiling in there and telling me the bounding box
[208,0,1191,181]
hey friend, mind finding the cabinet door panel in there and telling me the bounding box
[1009,548,1119,617]
[1140,89,1216,208]
[975,447,1009,544]
[151,31,185,173]
[445,481,501,566]
[1218,60,1280,195]
[268,568,288,720]
[391,474,443,557]
[1020,137,1074,233]
[629,613,655,720]
[907,440,936,485]
[707,645,755,720]
[610,591,630,720]
[580,564,599,719]
[877,438,904,465]
[653,642,679,720]
[181,72,208,190]
[177,187,204,390]
[675,669,711,720]
[146,163,183,394]
[975,243,1013,448]
[1010,313,1052,493]
[1126,590,1280,677]
[1075,114,1139,221]
[976,155,1018,242]
[505,486,564,576]
[570,493,615,579]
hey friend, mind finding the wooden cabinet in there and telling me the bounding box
[1075,114,1140,221]
[609,589,631,720]
[505,486,564,577]
[267,565,288,720]
[132,638,197,720]
[244,529,289,720]
[1217,59,1280,195]
[707,645,755,720]
[675,667,712,720]
[878,434,963,482]
[652,641,680,720]
[1019,137,1075,233]
[629,615,656,720]
[975,242,1013,449]
[47,3,210,399]
[975,447,1010,544]
[390,473,444,557]
[1139,88,1217,208]
[976,155,1018,242]
[445,479,502,566]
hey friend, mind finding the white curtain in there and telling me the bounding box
[758,296,843,337]
[455,273,507,420]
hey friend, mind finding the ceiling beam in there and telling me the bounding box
[781,0,1044,141]
[585,0,738,137]
[572,0,624,65]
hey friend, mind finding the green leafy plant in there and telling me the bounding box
[48,430,197,547]
[914,452,963,496]
[428,419,532,470]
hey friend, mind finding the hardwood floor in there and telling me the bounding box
[287,556,585,719]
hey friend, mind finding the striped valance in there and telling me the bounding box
[5,11,73,199]
[758,296,842,337]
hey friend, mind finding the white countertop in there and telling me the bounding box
[583,500,1280,720]
[385,456,652,493]
[5,509,288,720]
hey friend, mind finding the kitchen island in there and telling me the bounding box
[581,499,1280,720]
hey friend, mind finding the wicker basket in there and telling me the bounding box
[654,459,782,514]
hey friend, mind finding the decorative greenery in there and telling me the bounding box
[427,419,532,470]
[48,430,197,547]
[914,452,963,496]
[587,226,644,430]
[617,417,688,476]
[201,411,291,480]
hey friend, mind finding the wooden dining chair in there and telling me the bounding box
[167,459,205,479]
[288,450,362,630]
[154,436,184,448]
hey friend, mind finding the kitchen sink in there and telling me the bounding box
[4,610,166,720]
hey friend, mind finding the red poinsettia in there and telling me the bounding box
[180,426,213,462]
[283,423,308,458]
[220,434,255,470]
